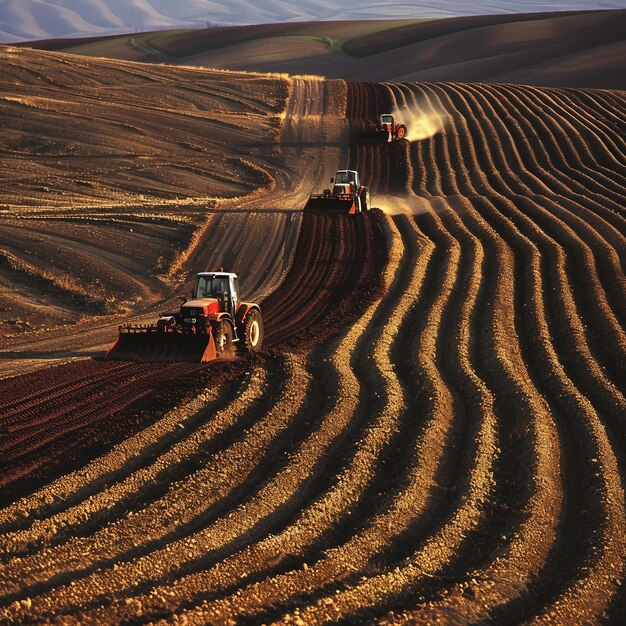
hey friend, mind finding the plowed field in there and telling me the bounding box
[1,57,625,625]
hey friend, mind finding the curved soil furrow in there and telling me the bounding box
[450,83,569,199]
[0,364,266,556]
[544,88,626,171]
[0,210,388,624]
[0,362,247,532]
[366,190,618,623]
[526,194,626,330]
[494,84,626,209]
[1,364,182,452]
[405,83,483,198]
[262,214,339,346]
[428,84,520,199]
[520,84,626,182]
[313,194,563,626]
[491,195,626,418]
[446,80,623,376]
[0,362,209,492]
[436,80,626,235]
[270,86,576,608]
[480,86,626,233]
[43,214,403,626]
[0,361,131,420]
[498,84,626,201]
[2,69,625,625]
[201,198,498,626]
[0,355,307,613]
[266,193,558,623]
[506,195,626,387]
[126,210,438,624]
[262,211,386,350]
[468,195,625,624]
[446,81,624,248]
[454,87,626,282]
[0,209,384,562]
[572,90,626,160]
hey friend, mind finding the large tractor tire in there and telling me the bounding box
[395,124,407,140]
[213,320,234,354]
[241,310,264,352]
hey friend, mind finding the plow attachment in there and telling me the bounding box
[304,194,356,215]
[105,325,217,363]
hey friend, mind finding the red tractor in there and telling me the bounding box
[106,271,263,362]
[304,170,370,215]
[377,113,407,141]
[355,113,408,143]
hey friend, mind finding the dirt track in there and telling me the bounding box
[1,53,625,624]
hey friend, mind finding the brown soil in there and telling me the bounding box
[0,47,347,380]
[0,49,624,626]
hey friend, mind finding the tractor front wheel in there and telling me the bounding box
[241,310,264,352]
[213,320,234,354]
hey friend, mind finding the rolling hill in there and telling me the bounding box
[21,10,626,89]
[1,0,625,42]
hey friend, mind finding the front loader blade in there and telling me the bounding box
[303,196,355,215]
[105,327,217,363]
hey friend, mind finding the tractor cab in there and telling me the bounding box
[194,272,238,315]
[332,170,360,193]
[379,114,394,130]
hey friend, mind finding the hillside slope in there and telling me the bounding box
[2,1,625,42]
[0,46,347,375]
[26,10,626,89]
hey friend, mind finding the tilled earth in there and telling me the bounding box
[1,50,625,625]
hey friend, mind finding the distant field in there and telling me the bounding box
[3,0,626,43]
[21,10,626,89]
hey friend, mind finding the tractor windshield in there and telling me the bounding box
[380,114,393,124]
[195,276,229,299]
[335,171,355,185]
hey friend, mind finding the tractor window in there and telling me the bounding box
[195,277,228,299]
[213,278,228,302]
[381,114,393,124]
[335,171,354,185]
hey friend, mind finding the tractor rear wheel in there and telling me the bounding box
[395,124,407,140]
[213,320,234,354]
[242,310,264,352]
